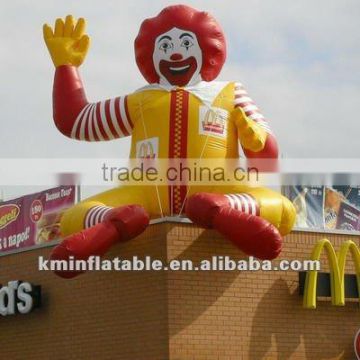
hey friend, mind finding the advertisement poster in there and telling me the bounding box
[283,186,324,229]
[325,187,360,232]
[283,186,360,233]
[324,187,342,230]
[332,186,360,209]
[0,186,76,254]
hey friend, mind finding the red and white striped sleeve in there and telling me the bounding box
[70,96,134,141]
[53,65,134,141]
[234,82,272,134]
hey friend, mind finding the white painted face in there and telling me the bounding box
[153,27,203,87]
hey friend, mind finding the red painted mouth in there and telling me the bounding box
[159,57,198,87]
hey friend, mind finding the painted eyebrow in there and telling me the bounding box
[179,33,194,39]
[158,35,172,42]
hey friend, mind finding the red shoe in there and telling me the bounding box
[50,205,149,278]
[186,193,282,260]
[213,207,282,260]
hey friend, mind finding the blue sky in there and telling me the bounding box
[0,0,359,199]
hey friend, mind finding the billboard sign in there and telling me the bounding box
[283,186,360,233]
[0,186,76,254]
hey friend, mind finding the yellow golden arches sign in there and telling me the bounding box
[303,239,360,309]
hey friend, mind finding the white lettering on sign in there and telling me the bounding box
[0,281,40,316]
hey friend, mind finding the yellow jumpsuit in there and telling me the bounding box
[60,82,295,237]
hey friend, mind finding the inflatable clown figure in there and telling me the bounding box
[43,5,296,278]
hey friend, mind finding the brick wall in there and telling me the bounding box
[0,223,358,359]
[0,224,169,360]
[167,225,359,360]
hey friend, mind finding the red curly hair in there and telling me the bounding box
[134,4,227,84]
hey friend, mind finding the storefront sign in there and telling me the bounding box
[0,281,41,316]
[302,239,360,309]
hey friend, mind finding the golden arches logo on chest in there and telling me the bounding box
[136,137,159,159]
